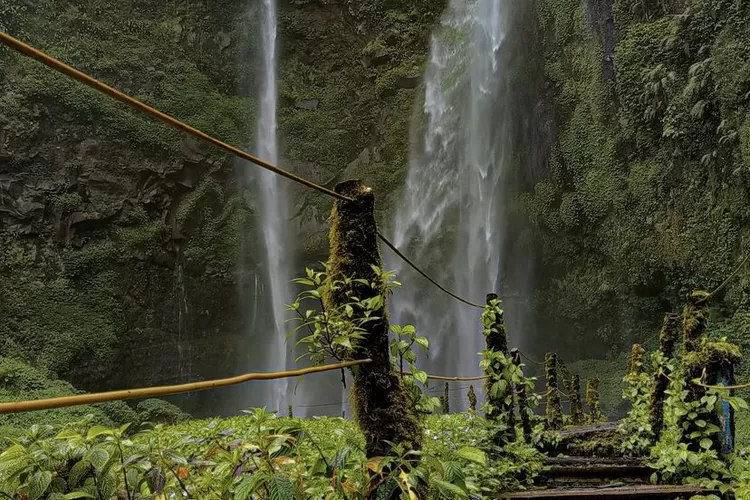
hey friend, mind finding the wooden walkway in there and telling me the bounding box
[503,484,712,499]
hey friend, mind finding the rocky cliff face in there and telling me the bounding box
[0,0,444,415]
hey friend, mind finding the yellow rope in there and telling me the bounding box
[0,31,350,202]
[0,359,371,414]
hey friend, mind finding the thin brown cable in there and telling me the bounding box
[0,30,489,312]
[377,231,484,309]
[698,250,750,304]
[0,31,350,202]
[0,359,371,414]
[519,351,545,366]
[401,370,487,381]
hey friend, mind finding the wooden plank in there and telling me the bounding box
[502,484,711,499]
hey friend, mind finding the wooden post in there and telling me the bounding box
[483,293,515,441]
[545,353,563,430]
[586,377,604,423]
[570,374,584,426]
[559,357,583,426]
[325,180,422,458]
[288,405,293,418]
[683,291,709,354]
[468,385,477,413]
[511,348,533,441]
[443,383,450,414]
[651,314,680,441]
[680,291,710,452]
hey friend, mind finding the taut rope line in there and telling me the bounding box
[0,30,486,311]
[0,31,350,202]
[0,359,372,414]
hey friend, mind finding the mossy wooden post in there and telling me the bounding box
[512,348,533,441]
[586,377,604,423]
[571,374,584,426]
[288,405,293,418]
[483,293,515,441]
[559,358,583,424]
[468,385,477,413]
[650,313,680,441]
[326,180,422,458]
[545,353,563,430]
[443,383,450,414]
[683,291,710,354]
[680,291,711,452]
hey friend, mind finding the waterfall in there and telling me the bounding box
[389,0,513,409]
[254,0,291,412]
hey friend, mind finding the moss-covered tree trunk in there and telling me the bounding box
[483,293,515,441]
[650,313,680,441]
[511,348,533,441]
[325,180,422,459]
[545,352,563,430]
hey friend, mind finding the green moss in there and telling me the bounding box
[53,192,82,214]
[136,398,189,425]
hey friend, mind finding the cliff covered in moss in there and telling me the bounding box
[0,0,444,415]
[515,0,750,361]
[2,0,750,419]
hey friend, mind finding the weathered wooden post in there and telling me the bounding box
[586,377,604,423]
[468,385,477,413]
[483,293,515,441]
[679,291,741,454]
[511,348,533,441]
[650,313,680,441]
[545,353,563,430]
[683,291,709,354]
[571,374,584,426]
[558,358,583,425]
[443,383,450,414]
[288,405,293,418]
[325,180,421,458]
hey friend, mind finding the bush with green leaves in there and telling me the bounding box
[0,410,545,499]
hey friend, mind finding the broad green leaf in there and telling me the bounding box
[56,429,83,440]
[88,447,110,471]
[699,438,713,450]
[86,425,114,440]
[68,460,90,488]
[0,444,26,460]
[29,470,52,500]
[414,370,428,385]
[433,479,468,498]
[415,337,429,349]
[64,492,96,499]
[268,473,294,500]
[456,447,486,465]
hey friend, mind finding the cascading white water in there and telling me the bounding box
[389,0,512,409]
[255,0,291,412]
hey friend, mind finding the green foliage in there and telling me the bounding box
[136,399,188,426]
[287,265,392,365]
[0,411,544,498]
[618,350,655,455]
[526,0,750,358]
[390,324,440,414]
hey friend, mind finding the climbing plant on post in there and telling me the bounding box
[480,293,515,443]
[619,344,652,455]
[586,378,604,424]
[325,180,422,459]
[545,353,563,430]
[650,313,680,442]
[511,348,534,441]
